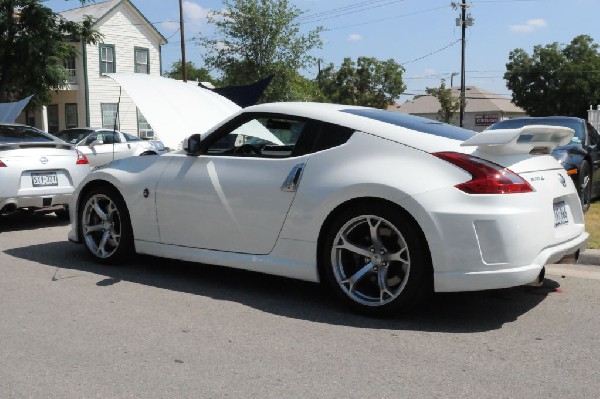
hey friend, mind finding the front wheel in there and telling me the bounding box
[320,204,431,316]
[79,186,133,264]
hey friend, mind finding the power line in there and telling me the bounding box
[325,5,449,31]
[296,0,405,23]
[399,39,462,65]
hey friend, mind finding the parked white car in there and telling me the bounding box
[55,128,167,168]
[0,123,91,218]
[68,103,588,315]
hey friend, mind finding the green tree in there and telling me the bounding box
[505,35,600,118]
[318,57,406,109]
[425,79,461,123]
[164,60,217,85]
[0,0,101,107]
[197,0,323,102]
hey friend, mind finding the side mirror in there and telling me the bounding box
[89,139,104,148]
[183,134,202,155]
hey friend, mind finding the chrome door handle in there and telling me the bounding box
[281,163,305,192]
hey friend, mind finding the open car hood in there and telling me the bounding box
[107,73,240,149]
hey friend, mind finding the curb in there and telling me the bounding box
[577,248,600,266]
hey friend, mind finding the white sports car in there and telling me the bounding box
[1,123,91,218]
[68,103,588,315]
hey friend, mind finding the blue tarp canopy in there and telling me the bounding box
[0,95,33,123]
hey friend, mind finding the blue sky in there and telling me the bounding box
[46,0,599,102]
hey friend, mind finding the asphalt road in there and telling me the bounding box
[1,213,599,398]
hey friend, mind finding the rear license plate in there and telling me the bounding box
[554,201,569,227]
[32,172,58,187]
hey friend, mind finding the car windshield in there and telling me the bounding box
[55,129,93,144]
[0,125,55,143]
[488,118,585,144]
[123,132,142,142]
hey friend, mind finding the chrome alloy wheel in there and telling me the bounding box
[330,215,411,306]
[82,194,122,259]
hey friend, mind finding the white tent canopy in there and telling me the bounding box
[107,73,240,149]
[0,95,33,123]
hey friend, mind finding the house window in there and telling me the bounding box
[137,107,152,134]
[64,58,76,84]
[134,47,149,74]
[65,104,78,129]
[99,44,116,74]
[101,103,119,129]
[47,104,59,133]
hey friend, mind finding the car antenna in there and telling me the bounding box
[112,87,121,162]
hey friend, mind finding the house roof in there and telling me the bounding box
[60,0,167,44]
[390,86,525,114]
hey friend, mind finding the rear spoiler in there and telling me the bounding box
[461,125,574,155]
[0,142,72,151]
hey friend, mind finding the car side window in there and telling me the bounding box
[586,123,600,146]
[204,114,309,158]
[99,131,122,144]
[84,133,100,146]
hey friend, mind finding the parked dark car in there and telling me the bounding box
[487,116,600,211]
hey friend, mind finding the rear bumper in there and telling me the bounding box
[434,231,589,292]
[1,194,71,212]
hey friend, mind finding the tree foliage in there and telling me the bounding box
[197,0,323,102]
[425,79,461,123]
[505,35,600,118]
[0,0,101,107]
[164,60,217,84]
[318,57,406,109]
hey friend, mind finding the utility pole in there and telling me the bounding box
[179,0,187,82]
[452,1,473,127]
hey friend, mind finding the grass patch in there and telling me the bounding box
[586,201,600,249]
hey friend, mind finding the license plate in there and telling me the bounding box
[31,172,58,187]
[553,201,569,227]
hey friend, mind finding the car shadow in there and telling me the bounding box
[0,212,70,233]
[4,240,558,333]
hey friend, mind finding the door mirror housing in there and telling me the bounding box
[89,139,103,148]
[183,134,203,155]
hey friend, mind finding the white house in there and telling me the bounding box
[389,86,526,132]
[17,0,166,137]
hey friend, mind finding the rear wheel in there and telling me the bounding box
[79,186,133,264]
[321,204,431,316]
[579,161,592,212]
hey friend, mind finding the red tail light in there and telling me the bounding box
[76,150,89,165]
[434,151,534,194]
[0,160,6,167]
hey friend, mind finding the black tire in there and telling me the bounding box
[55,207,70,221]
[79,185,134,264]
[579,161,592,213]
[320,203,431,316]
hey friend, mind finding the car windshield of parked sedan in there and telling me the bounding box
[341,108,476,141]
[123,132,143,142]
[55,128,93,144]
[0,125,55,143]
[488,119,585,144]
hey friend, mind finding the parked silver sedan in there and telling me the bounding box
[55,128,167,168]
[0,123,91,218]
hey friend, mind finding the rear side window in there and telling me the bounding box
[341,108,475,141]
[0,125,54,143]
